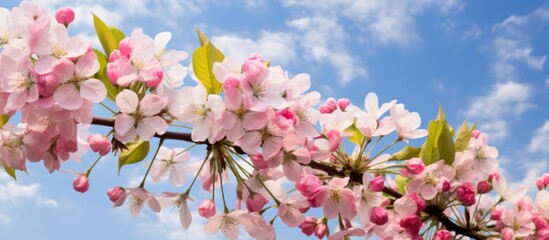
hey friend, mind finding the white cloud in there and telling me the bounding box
[282,0,463,46]
[0,181,40,203]
[140,208,216,240]
[0,213,11,224]
[35,196,59,208]
[464,81,532,140]
[491,38,546,81]
[510,159,549,195]
[528,121,549,154]
[212,31,297,65]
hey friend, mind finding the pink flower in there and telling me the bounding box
[433,229,452,240]
[337,98,350,111]
[357,173,385,224]
[501,227,514,240]
[107,187,125,203]
[156,192,193,229]
[477,180,491,194]
[87,134,111,156]
[198,200,216,218]
[314,223,327,239]
[114,187,161,216]
[295,174,322,198]
[501,207,535,238]
[457,182,476,206]
[491,206,505,220]
[390,103,427,141]
[204,210,256,239]
[399,215,422,235]
[406,158,425,175]
[536,190,549,220]
[266,134,311,181]
[406,160,456,200]
[407,193,426,213]
[467,132,499,176]
[55,7,75,26]
[150,146,190,187]
[72,174,89,193]
[0,55,39,113]
[370,207,389,225]
[493,175,527,203]
[312,177,356,219]
[246,194,268,212]
[114,90,167,142]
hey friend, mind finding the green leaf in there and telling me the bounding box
[420,120,455,165]
[389,146,421,160]
[110,26,126,44]
[196,28,210,46]
[93,49,119,102]
[454,121,473,152]
[93,13,118,57]
[345,124,364,145]
[1,162,16,180]
[395,175,409,194]
[192,41,225,94]
[436,104,446,122]
[118,140,150,174]
[0,115,9,128]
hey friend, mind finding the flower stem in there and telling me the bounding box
[139,138,164,188]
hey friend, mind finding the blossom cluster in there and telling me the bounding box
[0,2,548,240]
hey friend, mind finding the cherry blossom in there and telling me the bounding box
[114,187,161,216]
[150,147,190,187]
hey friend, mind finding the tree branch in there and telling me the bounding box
[90,116,486,239]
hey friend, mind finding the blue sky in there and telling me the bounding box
[1,0,549,239]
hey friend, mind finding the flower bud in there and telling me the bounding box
[399,215,422,235]
[250,154,268,169]
[145,68,164,87]
[407,193,426,213]
[326,129,341,152]
[477,180,491,194]
[246,194,268,212]
[537,227,549,239]
[488,172,500,183]
[457,182,476,206]
[491,206,504,220]
[274,109,296,131]
[533,215,549,230]
[119,38,132,57]
[107,187,125,203]
[369,176,385,192]
[433,229,453,240]
[73,175,89,193]
[369,207,388,225]
[55,7,75,26]
[441,177,451,192]
[406,158,425,175]
[337,98,350,111]
[198,200,216,218]
[37,74,59,97]
[299,217,317,236]
[296,174,322,197]
[87,134,111,156]
[501,227,514,240]
[472,130,482,139]
[106,61,122,84]
[314,223,327,239]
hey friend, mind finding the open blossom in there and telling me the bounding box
[406,160,456,200]
[150,147,190,187]
[390,103,427,141]
[204,210,256,239]
[357,173,385,224]
[493,175,527,203]
[500,207,535,238]
[177,85,225,144]
[114,89,167,142]
[468,132,499,175]
[157,192,193,229]
[311,177,356,219]
[114,187,161,216]
[0,55,39,112]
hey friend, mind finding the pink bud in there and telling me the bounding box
[325,97,337,109]
[106,61,122,84]
[407,193,426,213]
[314,223,327,239]
[457,182,476,206]
[441,177,451,192]
[537,178,546,190]
[399,215,422,235]
[87,134,111,156]
[73,175,89,193]
[326,129,341,152]
[250,154,268,169]
[274,109,296,131]
[145,68,164,87]
[477,180,491,194]
[488,172,500,183]
[544,173,549,186]
[501,227,514,240]
[107,187,125,203]
[472,130,482,139]
[246,194,268,212]
[296,174,322,197]
[198,200,216,218]
[369,207,388,225]
[55,7,75,26]
[538,227,549,239]
[533,215,549,230]
[433,229,453,240]
[299,217,317,236]
[406,158,425,175]
[491,206,504,220]
[337,98,350,111]
[369,176,385,192]
[109,50,123,62]
[119,38,132,57]
[37,74,59,97]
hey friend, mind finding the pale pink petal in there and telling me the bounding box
[240,131,262,154]
[139,94,165,116]
[54,84,83,110]
[80,79,107,103]
[75,52,99,77]
[116,89,139,113]
[204,215,223,234]
[169,166,186,187]
[137,116,167,140]
[114,114,135,136]
[180,204,192,230]
[147,197,161,212]
[243,111,269,130]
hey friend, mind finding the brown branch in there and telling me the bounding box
[90,116,486,239]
